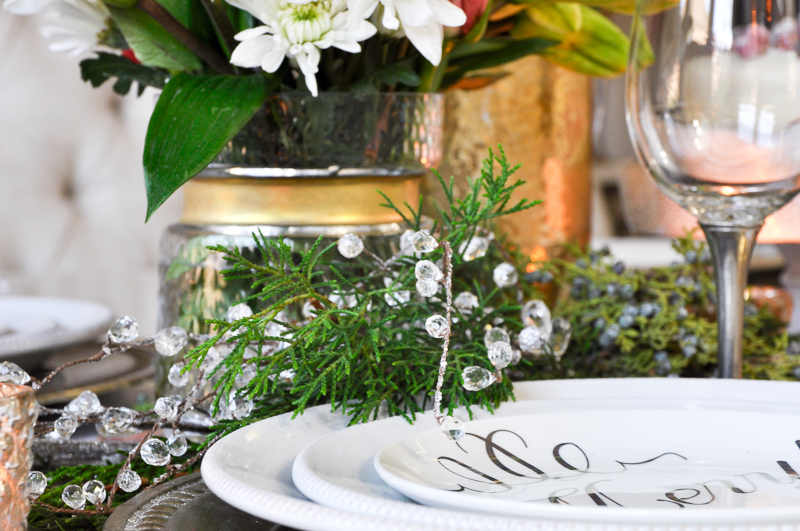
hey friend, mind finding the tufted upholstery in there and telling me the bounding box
[0,11,182,332]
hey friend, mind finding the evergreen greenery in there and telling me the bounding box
[29,149,800,529]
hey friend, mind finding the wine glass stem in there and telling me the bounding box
[699,222,762,379]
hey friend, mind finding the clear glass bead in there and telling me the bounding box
[226,303,253,322]
[279,368,296,383]
[518,326,547,355]
[108,316,139,343]
[521,300,553,336]
[549,317,572,360]
[199,347,224,373]
[458,237,488,261]
[483,327,509,348]
[168,362,190,387]
[337,233,364,258]
[65,390,103,417]
[154,396,180,420]
[493,262,518,288]
[229,394,254,419]
[461,366,496,391]
[330,291,357,309]
[416,279,439,297]
[440,416,466,441]
[415,260,442,281]
[167,430,188,456]
[425,315,449,338]
[453,292,479,314]
[28,471,47,498]
[235,364,257,388]
[62,485,85,510]
[82,480,106,506]
[117,469,141,493]
[100,407,136,435]
[154,327,188,357]
[399,229,415,252]
[510,348,522,365]
[384,290,411,307]
[0,361,30,385]
[488,341,514,369]
[410,231,438,253]
[140,438,171,466]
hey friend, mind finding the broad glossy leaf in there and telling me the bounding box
[511,3,629,77]
[144,73,273,220]
[109,6,202,72]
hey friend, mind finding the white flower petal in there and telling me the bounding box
[261,42,287,71]
[225,0,278,22]
[332,35,361,52]
[392,0,432,28]
[381,2,400,30]
[2,0,53,15]
[350,19,377,40]
[428,0,465,27]
[295,49,321,96]
[234,25,272,41]
[403,17,442,64]
[346,0,378,20]
[231,36,279,67]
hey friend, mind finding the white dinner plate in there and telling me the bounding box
[0,296,113,369]
[206,378,800,531]
[375,409,800,524]
[292,378,800,531]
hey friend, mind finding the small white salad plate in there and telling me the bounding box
[0,297,113,369]
[207,378,800,531]
[375,408,800,524]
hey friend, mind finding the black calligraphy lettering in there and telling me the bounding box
[437,456,512,492]
[553,443,590,472]
[465,430,548,480]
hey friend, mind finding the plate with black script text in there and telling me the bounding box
[374,407,800,525]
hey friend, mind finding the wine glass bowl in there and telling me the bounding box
[627,0,800,377]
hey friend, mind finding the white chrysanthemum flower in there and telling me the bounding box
[228,0,376,96]
[347,0,465,65]
[39,0,109,56]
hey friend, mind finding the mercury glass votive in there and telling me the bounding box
[0,383,37,530]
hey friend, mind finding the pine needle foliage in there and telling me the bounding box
[184,147,544,442]
[529,233,799,380]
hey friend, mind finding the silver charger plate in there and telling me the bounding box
[103,473,299,531]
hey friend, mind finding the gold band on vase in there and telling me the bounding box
[180,175,424,226]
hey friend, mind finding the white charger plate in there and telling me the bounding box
[205,378,800,531]
[0,297,112,369]
[291,378,800,531]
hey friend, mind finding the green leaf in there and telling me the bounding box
[143,73,275,220]
[108,6,202,72]
[462,0,493,43]
[518,0,678,15]
[80,52,169,96]
[511,3,629,77]
[441,37,557,88]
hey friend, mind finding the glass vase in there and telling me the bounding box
[0,383,36,530]
[156,93,443,397]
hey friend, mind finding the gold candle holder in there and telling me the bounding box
[0,383,37,530]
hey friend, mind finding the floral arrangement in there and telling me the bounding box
[3,0,652,219]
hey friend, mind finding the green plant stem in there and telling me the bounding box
[198,0,239,60]
[137,0,234,74]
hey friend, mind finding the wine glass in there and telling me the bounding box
[626,0,800,377]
